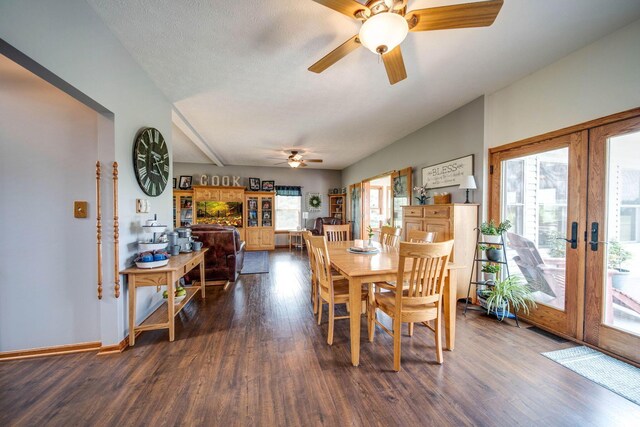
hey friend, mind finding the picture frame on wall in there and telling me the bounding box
[248,177,260,191]
[421,155,474,189]
[178,175,192,190]
[261,180,275,192]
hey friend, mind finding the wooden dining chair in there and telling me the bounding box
[407,229,437,243]
[380,226,402,247]
[309,235,370,345]
[368,240,454,371]
[302,231,319,314]
[323,224,351,242]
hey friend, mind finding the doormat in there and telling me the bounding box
[542,346,640,405]
[240,251,269,275]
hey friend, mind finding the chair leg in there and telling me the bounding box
[317,300,323,325]
[312,282,318,315]
[393,316,402,372]
[327,302,335,345]
[408,322,414,337]
[435,312,443,364]
[368,285,375,342]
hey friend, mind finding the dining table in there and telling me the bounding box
[327,240,463,367]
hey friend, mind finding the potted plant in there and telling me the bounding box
[608,241,632,290]
[480,219,511,244]
[481,263,500,282]
[478,276,537,321]
[412,184,431,205]
[366,225,375,246]
[486,245,502,262]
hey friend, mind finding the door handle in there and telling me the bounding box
[589,222,600,251]
[557,222,579,249]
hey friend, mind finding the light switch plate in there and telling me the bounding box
[136,199,150,213]
[74,201,88,218]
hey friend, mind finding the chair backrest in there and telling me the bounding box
[407,229,437,243]
[302,230,315,268]
[324,224,351,242]
[395,240,454,310]
[308,235,334,299]
[380,226,402,247]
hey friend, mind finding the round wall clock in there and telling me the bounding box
[133,127,170,197]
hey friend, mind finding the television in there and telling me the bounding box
[195,201,243,227]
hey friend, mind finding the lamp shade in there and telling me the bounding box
[359,12,409,54]
[459,175,477,190]
[302,212,309,219]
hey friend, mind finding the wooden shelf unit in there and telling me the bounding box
[401,204,478,300]
[329,193,346,220]
[173,190,194,228]
[121,249,208,345]
[244,192,275,251]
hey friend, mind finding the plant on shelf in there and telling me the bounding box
[478,276,537,321]
[480,219,511,243]
[413,184,431,205]
[481,263,500,282]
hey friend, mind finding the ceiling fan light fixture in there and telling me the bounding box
[359,12,408,55]
[288,160,301,168]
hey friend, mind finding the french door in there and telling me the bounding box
[391,167,412,228]
[490,132,587,338]
[584,117,640,363]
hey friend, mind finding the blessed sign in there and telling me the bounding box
[421,155,473,189]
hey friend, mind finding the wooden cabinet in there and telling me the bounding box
[401,204,478,300]
[329,193,346,220]
[173,190,194,228]
[244,192,275,251]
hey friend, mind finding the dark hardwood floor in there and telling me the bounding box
[1,249,639,426]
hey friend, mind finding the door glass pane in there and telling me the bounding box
[501,148,569,310]
[262,197,273,227]
[247,197,258,227]
[604,131,640,335]
[351,186,361,239]
[393,174,409,228]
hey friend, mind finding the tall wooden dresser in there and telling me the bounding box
[402,204,478,300]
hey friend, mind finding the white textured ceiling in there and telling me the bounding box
[87,0,640,169]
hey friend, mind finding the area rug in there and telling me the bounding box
[240,251,269,275]
[542,346,640,405]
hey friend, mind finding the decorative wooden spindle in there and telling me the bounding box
[113,162,120,298]
[96,161,103,300]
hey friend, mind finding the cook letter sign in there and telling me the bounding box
[421,155,473,189]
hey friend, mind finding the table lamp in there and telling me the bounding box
[302,211,309,230]
[459,176,477,204]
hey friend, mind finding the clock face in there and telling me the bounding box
[133,128,170,197]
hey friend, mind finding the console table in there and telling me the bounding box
[121,249,207,346]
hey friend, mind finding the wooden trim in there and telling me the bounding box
[0,341,101,362]
[113,162,120,298]
[97,332,142,355]
[96,161,102,300]
[489,106,640,155]
[360,170,396,183]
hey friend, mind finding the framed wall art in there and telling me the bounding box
[421,155,473,189]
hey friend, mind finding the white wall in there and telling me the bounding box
[0,56,101,351]
[0,0,173,348]
[341,97,485,207]
[485,18,640,148]
[173,163,342,243]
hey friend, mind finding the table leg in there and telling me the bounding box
[443,268,457,351]
[128,275,136,346]
[200,256,206,299]
[348,277,362,366]
[289,234,292,251]
[168,272,175,342]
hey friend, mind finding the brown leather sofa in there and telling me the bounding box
[189,225,245,284]
[310,217,343,236]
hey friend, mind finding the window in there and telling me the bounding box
[275,195,302,231]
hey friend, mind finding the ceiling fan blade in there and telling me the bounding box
[311,0,369,19]
[274,161,288,165]
[309,35,361,73]
[382,46,407,85]
[299,162,308,167]
[304,159,324,163]
[406,0,503,32]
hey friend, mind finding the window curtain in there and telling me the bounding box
[275,186,302,197]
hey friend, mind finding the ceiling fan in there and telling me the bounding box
[275,151,324,168]
[308,0,504,85]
